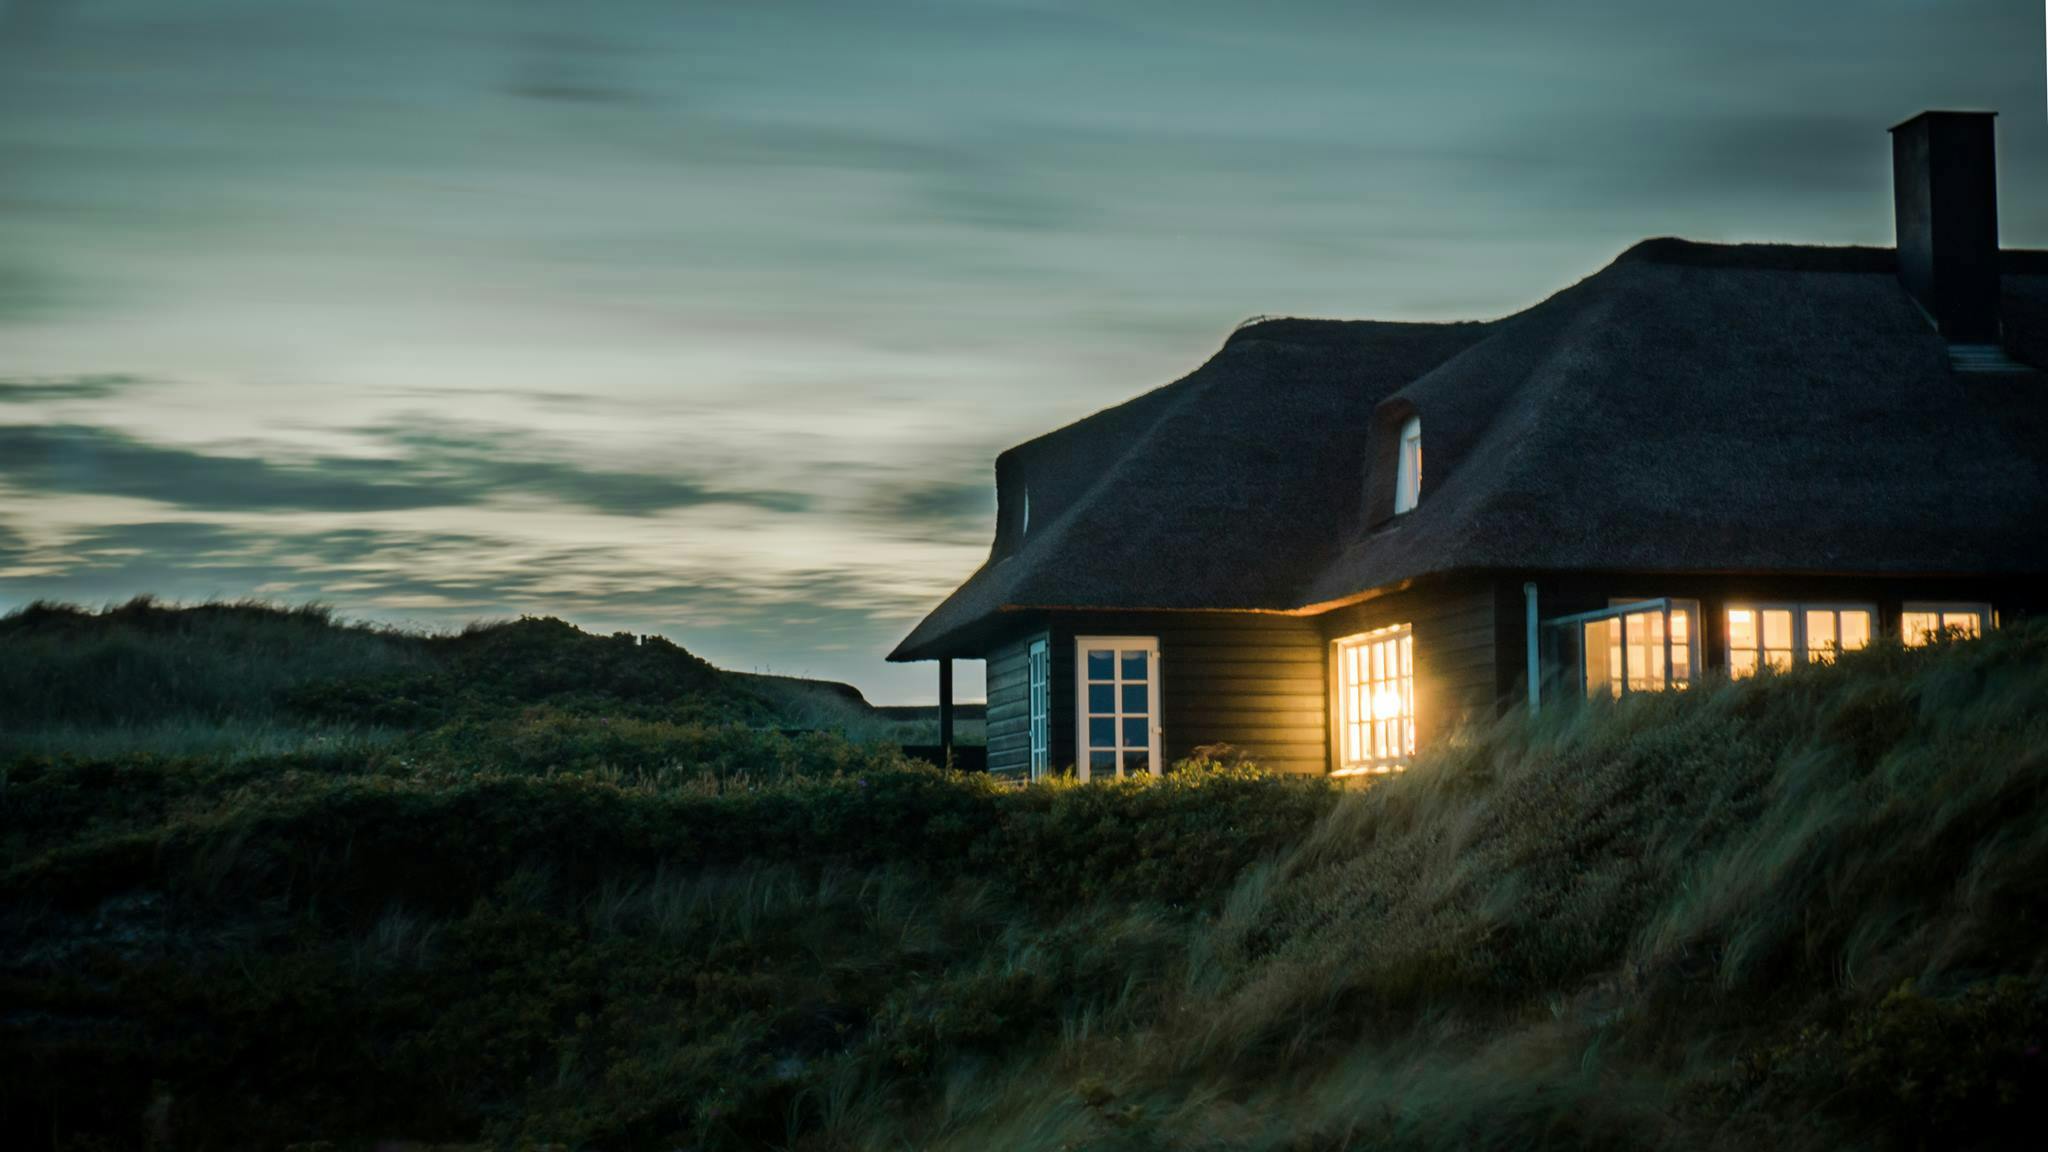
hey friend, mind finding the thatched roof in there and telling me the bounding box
[891,240,2048,660]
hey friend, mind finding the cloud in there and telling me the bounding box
[0,374,147,404]
[863,478,994,542]
[0,422,811,516]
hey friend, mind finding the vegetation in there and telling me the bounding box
[2,602,2046,1149]
[0,598,975,760]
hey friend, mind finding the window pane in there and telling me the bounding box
[1122,717,1148,748]
[1088,718,1114,748]
[1727,608,1757,651]
[1764,648,1793,673]
[1122,750,1150,775]
[1088,684,1114,713]
[1087,650,1113,680]
[1943,612,1982,638]
[1806,611,1837,661]
[1731,649,1759,679]
[1120,651,1148,680]
[1089,750,1115,771]
[1583,618,1617,697]
[1336,626,1415,768]
[1121,683,1148,713]
[1902,611,1938,647]
[1762,610,1793,650]
[1625,611,1664,691]
[1839,611,1872,651]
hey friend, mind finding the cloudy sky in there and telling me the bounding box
[1,0,2043,701]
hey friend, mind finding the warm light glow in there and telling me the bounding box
[1335,623,1415,771]
[1583,601,1697,697]
[1902,605,1990,647]
[1804,608,1872,664]
[1728,604,1874,676]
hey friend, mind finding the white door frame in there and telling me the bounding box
[1073,635,1162,781]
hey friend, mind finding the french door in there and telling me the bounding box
[1074,636,1161,781]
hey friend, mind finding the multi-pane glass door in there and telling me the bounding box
[1074,636,1160,781]
[1027,638,1050,781]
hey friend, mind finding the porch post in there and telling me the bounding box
[938,658,955,767]
[1524,582,1542,716]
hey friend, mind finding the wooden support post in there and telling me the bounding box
[938,659,955,768]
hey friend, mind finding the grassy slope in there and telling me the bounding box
[0,598,971,758]
[2,615,2046,1149]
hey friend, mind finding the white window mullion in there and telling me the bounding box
[1074,636,1160,782]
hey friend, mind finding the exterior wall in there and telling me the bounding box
[968,570,2044,781]
[983,628,1047,780]
[1039,611,1329,775]
[1497,570,2048,704]
[1316,575,1501,761]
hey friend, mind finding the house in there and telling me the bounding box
[889,111,2048,781]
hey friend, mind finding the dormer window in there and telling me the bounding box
[1393,416,1421,514]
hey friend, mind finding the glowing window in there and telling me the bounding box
[1727,604,1874,677]
[1393,416,1421,515]
[1804,608,1872,663]
[1334,624,1414,772]
[1901,603,1993,647]
[1027,638,1050,780]
[1582,600,1699,697]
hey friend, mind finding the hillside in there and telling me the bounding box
[0,598,974,758]
[2,615,2046,1149]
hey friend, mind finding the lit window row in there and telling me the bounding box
[1726,604,1872,676]
[1581,600,1995,694]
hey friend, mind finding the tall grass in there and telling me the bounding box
[0,598,429,731]
[2,624,2045,1149]
[0,597,943,755]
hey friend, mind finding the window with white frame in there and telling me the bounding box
[1726,603,1875,677]
[1075,637,1160,781]
[1901,602,1994,647]
[1573,599,1700,697]
[1334,624,1414,772]
[1393,416,1422,515]
[1027,637,1050,780]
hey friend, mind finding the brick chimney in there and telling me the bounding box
[1890,111,2000,343]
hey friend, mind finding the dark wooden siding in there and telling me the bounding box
[1316,575,1501,759]
[983,630,1044,779]
[1042,612,1329,775]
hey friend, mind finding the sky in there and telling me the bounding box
[2,0,2045,703]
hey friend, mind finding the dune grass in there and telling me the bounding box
[0,597,947,757]
[2,621,2045,1149]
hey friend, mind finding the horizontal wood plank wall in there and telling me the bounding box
[1317,576,1499,759]
[1047,612,1329,775]
[983,631,1042,779]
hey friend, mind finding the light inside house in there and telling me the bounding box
[1582,601,1696,696]
[1803,608,1872,663]
[1335,623,1414,771]
[1393,416,1422,514]
[1902,604,1992,646]
[1729,604,1873,677]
